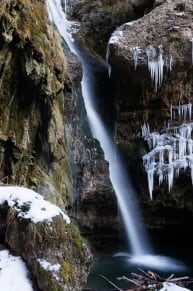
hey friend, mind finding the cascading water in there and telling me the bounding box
[47,0,151,256]
[47,0,187,270]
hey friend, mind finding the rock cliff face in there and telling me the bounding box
[64,49,118,249]
[67,0,155,57]
[108,0,193,232]
[0,0,93,289]
[0,0,72,210]
[65,0,193,237]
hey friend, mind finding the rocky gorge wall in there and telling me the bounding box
[108,0,193,236]
[66,0,157,57]
[68,0,193,239]
[0,0,72,209]
[64,49,118,249]
[0,0,95,289]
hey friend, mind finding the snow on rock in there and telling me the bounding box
[0,186,70,224]
[108,30,123,45]
[159,282,190,291]
[0,249,33,291]
[37,259,60,272]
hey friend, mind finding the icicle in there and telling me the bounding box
[178,102,181,119]
[179,124,192,139]
[167,164,174,192]
[157,164,164,186]
[187,139,193,155]
[152,133,160,149]
[147,163,155,200]
[106,44,111,78]
[169,55,173,71]
[173,139,177,160]
[175,166,180,178]
[146,45,165,91]
[132,46,142,70]
[178,136,186,159]
[141,123,150,137]
[168,146,173,164]
[170,104,173,121]
[188,102,192,121]
[165,55,173,72]
[158,45,164,86]
[159,148,164,163]
[183,104,188,121]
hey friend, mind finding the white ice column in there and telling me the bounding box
[133,46,142,70]
[188,139,193,155]
[178,136,186,158]
[147,163,155,200]
[188,103,192,121]
[106,44,111,77]
[167,164,174,192]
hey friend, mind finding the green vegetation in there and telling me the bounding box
[101,3,123,13]
[60,261,74,283]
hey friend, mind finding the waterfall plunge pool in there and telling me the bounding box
[84,244,193,290]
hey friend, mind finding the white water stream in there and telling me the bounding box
[47,0,187,269]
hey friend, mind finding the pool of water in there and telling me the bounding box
[84,245,193,290]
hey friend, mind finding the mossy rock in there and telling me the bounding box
[4,207,92,290]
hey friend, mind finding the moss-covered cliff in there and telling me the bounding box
[0,0,93,289]
[0,0,72,209]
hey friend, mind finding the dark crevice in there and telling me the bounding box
[35,98,53,168]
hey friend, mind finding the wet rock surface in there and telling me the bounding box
[0,0,93,289]
[67,0,155,57]
[64,48,119,249]
[107,0,193,230]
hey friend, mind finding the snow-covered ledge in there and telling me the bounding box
[0,186,70,224]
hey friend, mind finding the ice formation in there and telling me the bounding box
[171,103,192,122]
[146,45,165,91]
[142,102,193,199]
[132,46,142,70]
[106,44,111,77]
[132,44,172,91]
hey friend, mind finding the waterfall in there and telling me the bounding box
[47,0,152,256]
[47,0,189,272]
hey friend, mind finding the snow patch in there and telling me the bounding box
[159,282,190,291]
[0,249,33,291]
[0,186,70,224]
[109,30,123,45]
[38,259,60,272]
